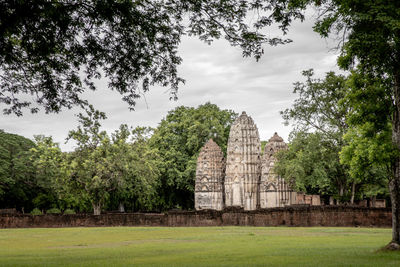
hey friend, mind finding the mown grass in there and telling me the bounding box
[0,227,399,266]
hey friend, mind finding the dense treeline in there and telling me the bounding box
[0,103,237,214]
[1,96,390,215]
[276,70,390,205]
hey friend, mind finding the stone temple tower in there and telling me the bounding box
[194,139,225,210]
[225,111,261,210]
[260,132,296,208]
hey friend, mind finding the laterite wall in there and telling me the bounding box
[0,206,392,228]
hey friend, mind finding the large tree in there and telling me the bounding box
[29,135,78,211]
[107,125,160,212]
[265,0,400,249]
[278,70,353,202]
[64,107,160,214]
[0,0,294,115]
[0,130,37,211]
[149,102,237,210]
[322,1,400,249]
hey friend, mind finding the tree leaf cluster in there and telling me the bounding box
[0,0,303,116]
[277,70,390,203]
[149,102,237,210]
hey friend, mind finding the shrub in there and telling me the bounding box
[30,208,42,215]
[46,208,61,214]
[63,209,76,215]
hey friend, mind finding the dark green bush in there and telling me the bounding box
[63,209,76,215]
[30,208,42,215]
[46,208,61,214]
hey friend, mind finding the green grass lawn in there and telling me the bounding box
[0,227,399,266]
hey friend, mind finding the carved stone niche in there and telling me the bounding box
[260,132,297,208]
[195,139,225,210]
[225,111,261,210]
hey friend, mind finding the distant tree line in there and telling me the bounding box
[1,94,391,215]
[0,103,237,214]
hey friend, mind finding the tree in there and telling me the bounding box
[320,0,400,250]
[276,131,347,202]
[64,105,115,215]
[29,135,76,211]
[278,70,355,202]
[64,106,160,214]
[264,0,400,248]
[0,130,37,211]
[281,70,349,141]
[338,68,400,248]
[340,124,391,204]
[0,0,294,115]
[107,125,160,212]
[149,102,237,210]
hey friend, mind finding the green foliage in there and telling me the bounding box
[107,125,161,212]
[261,141,268,153]
[288,0,400,242]
[30,208,42,216]
[0,130,36,211]
[150,102,237,209]
[339,71,395,200]
[62,105,160,214]
[46,208,61,214]
[63,105,113,214]
[29,135,73,211]
[280,69,391,202]
[63,209,76,215]
[281,69,349,139]
[276,132,344,197]
[278,71,353,201]
[0,0,297,115]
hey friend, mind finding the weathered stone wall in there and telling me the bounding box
[0,206,391,228]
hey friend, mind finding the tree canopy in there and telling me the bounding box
[149,102,237,209]
[273,0,400,248]
[0,0,298,115]
[0,130,36,211]
[277,70,352,202]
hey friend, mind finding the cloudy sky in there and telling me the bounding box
[1,12,342,151]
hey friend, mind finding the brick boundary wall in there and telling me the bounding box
[0,206,392,228]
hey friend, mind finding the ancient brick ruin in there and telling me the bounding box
[225,111,261,210]
[195,111,297,211]
[260,132,297,208]
[194,139,225,210]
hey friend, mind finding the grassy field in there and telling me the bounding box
[0,227,399,266]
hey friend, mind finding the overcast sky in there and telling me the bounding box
[1,12,342,151]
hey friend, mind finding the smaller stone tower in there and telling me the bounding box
[260,132,296,208]
[194,139,225,210]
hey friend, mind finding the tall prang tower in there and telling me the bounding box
[224,111,261,210]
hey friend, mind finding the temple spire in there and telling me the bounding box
[224,111,261,210]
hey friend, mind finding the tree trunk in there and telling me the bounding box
[118,202,125,213]
[350,182,356,205]
[387,72,400,249]
[371,196,376,208]
[92,202,101,215]
[338,185,344,204]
